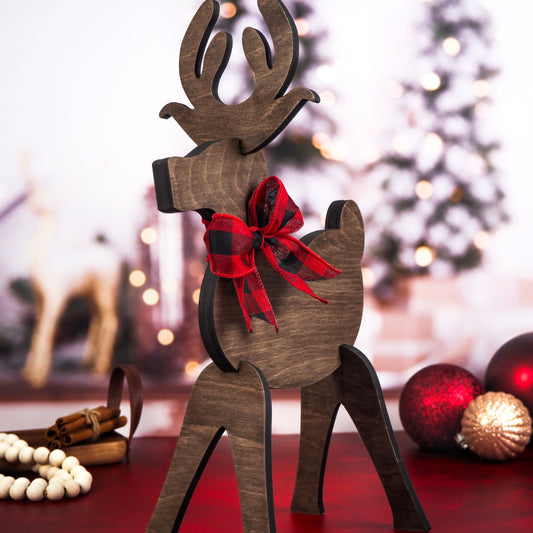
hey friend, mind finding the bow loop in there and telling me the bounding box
[203,214,256,278]
[203,176,341,332]
[248,176,303,236]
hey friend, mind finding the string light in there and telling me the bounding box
[319,89,336,107]
[473,79,490,98]
[192,288,201,305]
[140,227,157,245]
[425,132,443,148]
[157,328,174,346]
[311,132,330,150]
[422,132,444,159]
[184,360,200,378]
[142,288,159,306]
[361,267,376,288]
[473,230,490,249]
[311,131,344,161]
[415,180,434,200]
[320,143,345,162]
[414,246,434,267]
[421,72,441,91]
[129,269,146,288]
[442,37,461,56]
[393,135,409,154]
[316,64,334,83]
[294,18,310,36]
[220,2,237,18]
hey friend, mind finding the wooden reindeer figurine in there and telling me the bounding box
[148,1,430,531]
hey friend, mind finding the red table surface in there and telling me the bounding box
[1,432,532,532]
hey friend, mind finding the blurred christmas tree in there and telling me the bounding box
[363,0,507,302]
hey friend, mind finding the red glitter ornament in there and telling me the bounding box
[399,364,485,450]
[484,333,533,416]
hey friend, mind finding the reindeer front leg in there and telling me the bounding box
[147,361,275,533]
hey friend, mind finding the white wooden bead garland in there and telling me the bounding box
[0,432,92,501]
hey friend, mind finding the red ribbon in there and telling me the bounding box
[203,176,341,331]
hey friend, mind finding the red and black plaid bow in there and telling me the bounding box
[203,176,341,332]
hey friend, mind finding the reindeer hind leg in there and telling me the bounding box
[292,344,430,532]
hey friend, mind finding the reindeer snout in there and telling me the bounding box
[152,158,177,213]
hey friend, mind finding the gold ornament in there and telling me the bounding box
[456,391,532,461]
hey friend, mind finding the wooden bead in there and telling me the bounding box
[51,470,71,482]
[45,482,64,501]
[18,446,35,464]
[0,432,91,502]
[45,466,60,480]
[0,442,9,459]
[3,434,19,446]
[61,456,79,472]
[69,465,87,478]
[48,449,67,467]
[38,464,52,478]
[26,480,47,502]
[74,471,92,494]
[9,477,30,500]
[64,479,81,498]
[33,446,50,464]
[0,477,15,499]
[4,446,20,463]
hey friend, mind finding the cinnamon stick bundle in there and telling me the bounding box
[58,406,120,434]
[45,406,126,449]
[61,415,127,446]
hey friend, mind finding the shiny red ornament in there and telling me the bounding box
[484,333,533,416]
[399,364,485,450]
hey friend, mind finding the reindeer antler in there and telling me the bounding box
[160,0,319,154]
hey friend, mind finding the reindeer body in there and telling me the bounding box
[155,137,364,388]
[148,2,430,531]
[21,181,121,388]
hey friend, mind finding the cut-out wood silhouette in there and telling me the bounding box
[147,1,430,532]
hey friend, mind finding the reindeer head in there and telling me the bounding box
[153,0,319,220]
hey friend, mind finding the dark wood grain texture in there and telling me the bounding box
[146,361,275,533]
[153,139,267,221]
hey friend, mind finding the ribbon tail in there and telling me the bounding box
[262,240,341,303]
[233,277,253,332]
[234,272,279,332]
